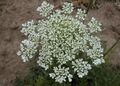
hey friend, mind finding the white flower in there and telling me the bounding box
[17,1,105,83]
[37,53,53,70]
[93,58,105,65]
[62,2,74,14]
[21,20,35,35]
[37,1,54,17]
[76,9,86,20]
[72,59,91,78]
[17,39,38,62]
[88,17,102,33]
[49,65,73,83]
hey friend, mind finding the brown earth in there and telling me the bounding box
[0,0,40,86]
[0,0,120,86]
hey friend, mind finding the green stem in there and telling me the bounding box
[104,38,120,57]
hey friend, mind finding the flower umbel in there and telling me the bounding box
[49,65,73,83]
[17,1,105,83]
[37,1,54,17]
[72,59,92,78]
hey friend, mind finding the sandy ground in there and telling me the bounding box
[0,0,120,86]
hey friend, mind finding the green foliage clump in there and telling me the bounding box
[15,63,120,86]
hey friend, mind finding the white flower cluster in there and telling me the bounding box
[76,9,86,20]
[62,2,74,14]
[49,65,73,83]
[72,59,91,78]
[37,1,54,17]
[17,1,105,83]
[17,39,38,62]
[88,17,102,33]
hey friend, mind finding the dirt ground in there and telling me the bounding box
[0,0,120,86]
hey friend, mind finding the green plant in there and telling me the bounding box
[16,0,105,85]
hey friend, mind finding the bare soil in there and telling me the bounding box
[0,0,120,86]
